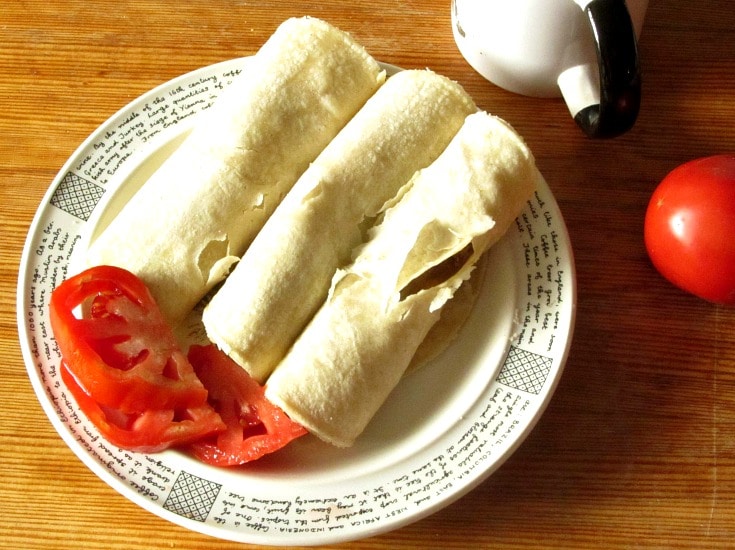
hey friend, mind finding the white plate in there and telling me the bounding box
[17,57,576,546]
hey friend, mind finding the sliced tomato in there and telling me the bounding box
[61,363,224,453]
[49,265,208,412]
[186,345,307,467]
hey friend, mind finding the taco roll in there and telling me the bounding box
[202,69,477,382]
[265,111,538,447]
[85,17,385,326]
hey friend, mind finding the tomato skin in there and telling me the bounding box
[50,266,208,412]
[51,266,226,453]
[644,155,735,305]
[51,267,304,461]
[186,345,307,467]
[61,362,225,453]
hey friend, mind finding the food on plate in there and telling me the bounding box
[50,265,305,461]
[51,16,541,462]
[50,265,225,453]
[85,16,385,326]
[50,265,207,412]
[644,154,735,305]
[265,111,538,447]
[202,69,478,383]
[187,345,307,466]
[50,108,537,457]
[60,363,224,454]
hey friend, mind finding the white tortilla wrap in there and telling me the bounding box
[202,69,477,382]
[85,17,385,326]
[265,111,538,447]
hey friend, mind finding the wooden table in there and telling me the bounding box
[2,1,734,548]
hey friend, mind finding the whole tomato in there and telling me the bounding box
[644,155,735,305]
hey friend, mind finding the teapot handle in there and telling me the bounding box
[570,0,641,138]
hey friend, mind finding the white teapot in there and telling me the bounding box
[452,0,647,138]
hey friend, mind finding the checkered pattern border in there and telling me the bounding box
[497,346,553,395]
[50,171,105,221]
[164,471,222,522]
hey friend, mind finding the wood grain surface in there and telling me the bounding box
[2,1,735,548]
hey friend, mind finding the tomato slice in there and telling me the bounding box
[61,362,225,453]
[51,267,303,461]
[50,266,208,412]
[186,345,307,466]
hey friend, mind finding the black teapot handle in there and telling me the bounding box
[574,0,641,138]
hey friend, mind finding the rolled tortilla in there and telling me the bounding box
[265,111,538,447]
[85,17,385,326]
[202,69,477,382]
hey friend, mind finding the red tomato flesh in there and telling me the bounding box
[61,362,225,453]
[50,266,306,461]
[187,345,307,467]
[644,155,735,305]
[51,266,226,452]
[50,265,209,412]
